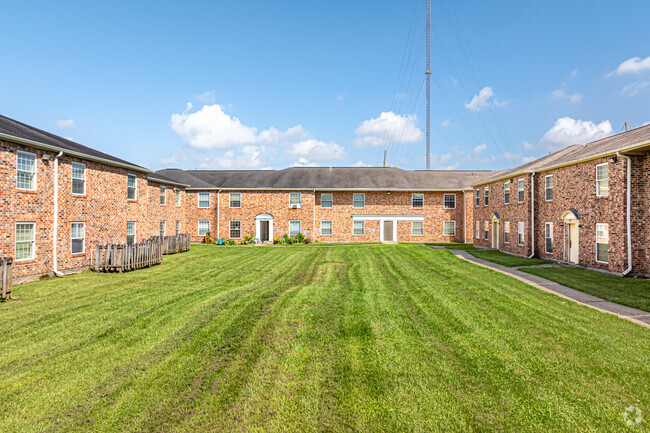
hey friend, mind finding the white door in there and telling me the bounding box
[568,223,579,264]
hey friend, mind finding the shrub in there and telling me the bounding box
[273,237,281,244]
[203,232,211,244]
[303,237,311,244]
[296,233,305,243]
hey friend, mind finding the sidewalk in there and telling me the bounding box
[436,247,650,328]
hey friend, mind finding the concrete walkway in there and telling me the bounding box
[433,246,650,328]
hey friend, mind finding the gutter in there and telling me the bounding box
[52,151,64,277]
[185,187,471,192]
[528,172,536,258]
[0,132,152,174]
[463,190,467,243]
[617,152,633,276]
[313,189,316,242]
[217,189,221,239]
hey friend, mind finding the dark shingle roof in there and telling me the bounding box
[155,167,495,190]
[0,115,149,172]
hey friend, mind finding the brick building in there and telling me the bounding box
[472,125,650,276]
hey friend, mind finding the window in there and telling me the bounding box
[484,221,489,240]
[289,220,301,237]
[17,150,36,190]
[353,221,365,235]
[484,187,489,206]
[198,220,210,237]
[229,220,240,238]
[518,222,524,245]
[160,221,166,238]
[127,221,136,244]
[175,189,181,206]
[443,221,456,236]
[412,193,424,208]
[545,223,553,253]
[504,222,510,243]
[412,221,424,236]
[596,163,609,197]
[321,220,332,235]
[160,186,166,205]
[199,192,211,208]
[504,182,510,204]
[517,179,525,203]
[15,222,35,260]
[71,162,86,195]
[475,221,479,239]
[290,192,301,207]
[71,222,85,254]
[175,220,181,235]
[353,193,365,209]
[127,174,137,200]
[475,189,480,207]
[228,192,239,208]
[545,175,553,201]
[596,223,609,263]
[444,194,456,209]
[321,193,333,208]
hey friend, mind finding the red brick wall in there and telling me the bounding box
[630,153,650,275]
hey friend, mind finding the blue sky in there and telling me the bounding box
[1,0,649,171]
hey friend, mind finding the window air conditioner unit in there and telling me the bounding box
[290,204,301,209]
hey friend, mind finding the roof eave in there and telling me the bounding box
[147,177,190,188]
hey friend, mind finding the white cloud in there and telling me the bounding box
[197,91,215,103]
[608,56,650,76]
[464,86,508,111]
[352,160,372,167]
[550,89,583,103]
[428,143,533,170]
[621,81,650,96]
[160,147,270,170]
[570,68,579,78]
[353,112,423,148]
[56,119,75,130]
[440,118,451,128]
[528,117,612,150]
[286,139,347,162]
[290,158,319,167]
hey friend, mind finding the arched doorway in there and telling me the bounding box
[490,212,500,250]
[561,209,580,264]
[255,213,274,243]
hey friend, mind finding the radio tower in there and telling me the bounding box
[425,0,431,170]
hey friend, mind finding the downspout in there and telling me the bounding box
[313,189,316,242]
[528,172,536,258]
[463,190,467,243]
[53,151,64,277]
[617,152,633,275]
[217,189,221,239]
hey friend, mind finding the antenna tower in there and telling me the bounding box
[425,0,431,170]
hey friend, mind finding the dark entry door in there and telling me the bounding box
[260,221,269,242]
[383,221,393,241]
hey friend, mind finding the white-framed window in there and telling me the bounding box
[160,185,166,205]
[199,192,211,208]
[484,221,489,240]
[353,220,365,235]
[321,193,333,208]
[517,179,525,203]
[198,220,210,237]
[596,223,609,263]
[17,150,36,190]
[504,221,510,243]
[127,221,136,244]
[321,220,332,235]
[412,221,424,236]
[289,220,301,237]
[484,187,489,206]
[545,222,553,253]
[127,174,137,200]
[175,189,181,206]
[229,220,240,238]
[545,175,553,201]
[290,192,301,207]
[228,192,240,208]
[504,182,510,205]
[596,163,609,197]
[443,221,456,236]
[475,221,479,239]
[475,189,480,207]
[160,221,166,237]
[15,222,35,260]
[444,194,456,209]
[175,220,181,235]
[412,193,424,208]
[518,222,524,245]
[71,222,85,254]
[353,193,365,209]
[71,162,86,195]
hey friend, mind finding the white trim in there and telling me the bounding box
[595,163,609,197]
[352,214,424,221]
[544,174,553,201]
[320,220,333,236]
[503,181,510,205]
[255,214,274,241]
[411,220,424,236]
[443,220,456,236]
[320,192,333,208]
[16,150,37,191]
[595,223,609,264]
[175,189,181,206]
[475,221,479,239]
[229,220,241,239]
[443,193,456,209]
[228,192,240,208]
[352,220,365,236]
[198,191,211,208]
[198,220,210,237]
[484,187,489,206]
[289,220,301,237]
[289,192,301,208]
[160,185,166,205]
[71,161,86,195]
[544,222,553,254]
[15,222,36,261]
[504,221,510,244]
[475,189,480,207]
[517,179,525,203]
[71,221,85,254]
[126,221,137,244]
[353,193,365,209]
[518,221,525,246]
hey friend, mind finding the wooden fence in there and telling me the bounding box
[153,234,191,255]
[94,238,162,272]
[1,258,13,300]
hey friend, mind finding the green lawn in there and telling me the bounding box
[425,242,476,250]
[467,249,554,267]
[520,265,650,313]
[1,244,648,432]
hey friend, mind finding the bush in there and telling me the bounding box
[273,237,281,244]
[283,234,291,245]
[203,232,211,244]
[303,237,311,244]
[296,233,305,243]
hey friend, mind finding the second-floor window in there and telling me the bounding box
[160,186,166,205]
[596,163,609,197]
[289,192,301,207]
[321,193,333,208]
[228,192,240,208]
[175,189,181,206]
[199,192,211,208]
[71,162,86,195]
[475,189,480,206]
[353,193,365,208]
[545,175,553,201]
[444,194,455,209]
[127,174,137,200]
[504,182,510,204]
[484,187,489,206]
[17,150,36,190]
[517,179,525,203]
[412,193,424,208]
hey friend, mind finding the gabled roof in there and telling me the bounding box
[155,167,495,191]
[472,124,650,186]
[0,114,150,172]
